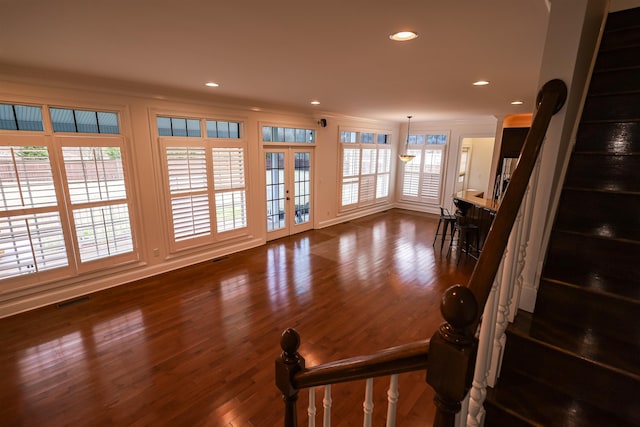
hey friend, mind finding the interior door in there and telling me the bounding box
[265,148,313,240]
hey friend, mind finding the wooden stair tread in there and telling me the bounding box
[509,311,640,379]
[485,370,638,427]
[539,271,640,304]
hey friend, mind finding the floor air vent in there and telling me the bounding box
[56,296,90,308]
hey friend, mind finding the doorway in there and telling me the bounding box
[265,148,313,240]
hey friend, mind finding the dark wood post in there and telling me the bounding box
[427,285,478,427]
[275,328,305,427]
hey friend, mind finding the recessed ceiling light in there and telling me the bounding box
[205,82,219,87]
[389,31,418,41]
[473,80,490,86]
[310,100,321,105]
[511,100,524,105]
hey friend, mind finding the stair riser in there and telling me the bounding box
[604,7,640,31]
[563,154,640,192]
[501,333,640,423]
[599,27,640,51]
[535,279,640,345]
[554,190,640,241]
[582,93,640,122]
[595,45,640,71]
[545,231,640,283]
[575,122,640,153]
[590,68,640,94]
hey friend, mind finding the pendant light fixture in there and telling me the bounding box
[398,115,416,163]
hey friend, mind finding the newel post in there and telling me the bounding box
[427,285,478,427]
[275,328,305,427]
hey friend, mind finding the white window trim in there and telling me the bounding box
[157,117,249,253]
[0,103,139,289]
[399,130,450,205]
[338,127,392,212]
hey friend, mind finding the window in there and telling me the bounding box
[0,103,136,283]
[339,129,392,210]
[400,131,449,204]
[0,103,44,131]
[262,126,315,143]
[159,115,247,251]
[157,116,201,137]
[51,108,119,134]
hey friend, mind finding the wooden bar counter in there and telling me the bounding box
[453,190,500,253]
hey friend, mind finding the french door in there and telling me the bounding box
[265,148,313,240]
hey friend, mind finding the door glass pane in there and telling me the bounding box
[294,152,310,225]
[266,152,285,232]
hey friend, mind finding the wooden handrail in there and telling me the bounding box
[276,79,568,427]
[426,79,567,426]
[275,329,430,427]
[295,337,429,388]
[466,79,567,333]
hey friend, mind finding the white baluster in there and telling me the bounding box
[488,218,520,387]
[467,264,501,427]
[308,387,316,427]
[323,384,332,427]
[511,183,534,321]
[385,374,399,427]
[363,378,374,427]
[457,391,470,427]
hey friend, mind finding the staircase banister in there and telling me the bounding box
[466,79,567,332]
[275,79,568,427]
[294,339,430,389]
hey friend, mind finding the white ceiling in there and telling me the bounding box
[0,0,551,123]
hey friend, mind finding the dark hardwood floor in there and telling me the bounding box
[0,209,474,427]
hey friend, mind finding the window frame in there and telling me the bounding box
[399,130,450,205]
[157,115,249,253]
[338,127,392,212]
[0,102,139,288]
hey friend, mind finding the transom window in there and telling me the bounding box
[157,116,242,139]
[0,103,44,131]
[262,126,315,143]
[51,108,119,134]
[339,128,392,210]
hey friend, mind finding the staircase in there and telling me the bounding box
[484,7,640,426]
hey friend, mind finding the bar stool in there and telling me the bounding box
[448,211,480,262]
[432,207,457,250]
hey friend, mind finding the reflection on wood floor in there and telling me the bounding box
[0,209,475,427]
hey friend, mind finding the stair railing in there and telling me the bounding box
[275,79,568,427]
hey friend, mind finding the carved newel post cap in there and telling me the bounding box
[280,328,301,357]
[440,285,478,330]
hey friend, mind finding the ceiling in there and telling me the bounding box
[0,0,551,123]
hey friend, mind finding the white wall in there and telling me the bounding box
[465,137,496,194]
